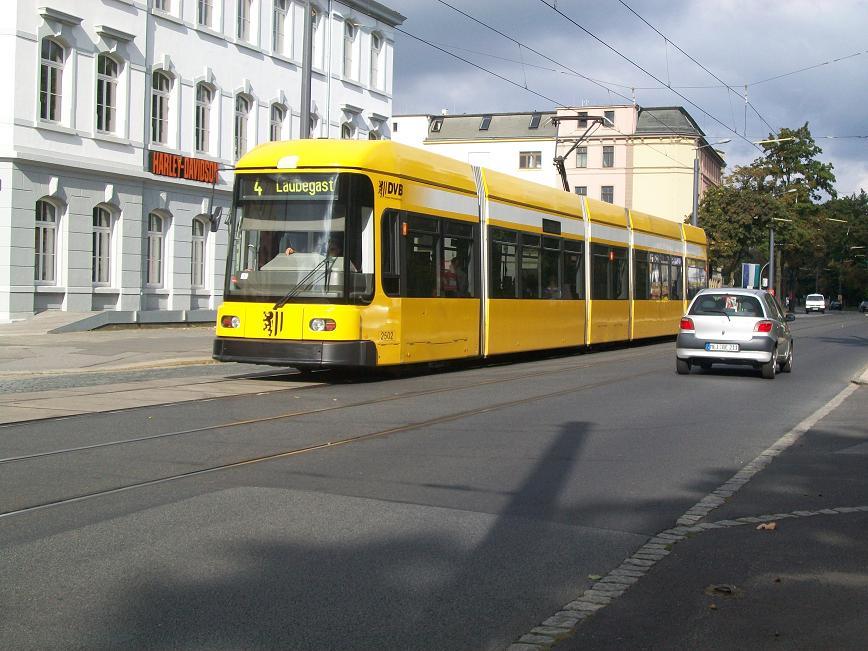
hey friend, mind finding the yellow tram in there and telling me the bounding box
[213,139,707,369]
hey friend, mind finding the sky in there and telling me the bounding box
[386,0,868,196]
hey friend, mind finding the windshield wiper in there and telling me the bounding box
[272,255,334,310]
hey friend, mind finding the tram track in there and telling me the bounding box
[0,345,665,465]
[0,364,658,519]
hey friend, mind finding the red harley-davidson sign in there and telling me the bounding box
[149,150,219,184]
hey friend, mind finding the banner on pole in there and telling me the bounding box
[741,263,762,289]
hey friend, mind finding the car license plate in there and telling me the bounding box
[706,343,738,352]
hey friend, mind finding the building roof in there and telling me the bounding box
[342,0,406,27]
[424,112,558,141]
[635,107,705,136]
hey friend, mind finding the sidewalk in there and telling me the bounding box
[515,379,868,651]
[0,312,304,424]
[0,312,216,376]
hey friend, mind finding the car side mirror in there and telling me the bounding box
[786,313,796,322]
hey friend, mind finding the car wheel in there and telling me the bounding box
[821,309,825,314]
[762,351,777,379]
[780,346,793,373]
[676,358,691,375]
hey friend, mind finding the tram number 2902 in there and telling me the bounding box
[378,330,395,342]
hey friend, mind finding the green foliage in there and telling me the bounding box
[699,125,867,302]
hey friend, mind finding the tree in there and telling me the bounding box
[698,124,848,296]
[756,123,837,201]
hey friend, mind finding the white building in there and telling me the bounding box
[0,0,404,322]
[392,112,561,188]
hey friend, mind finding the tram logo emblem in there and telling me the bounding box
[262,310,284,337]
[378,180,404,199]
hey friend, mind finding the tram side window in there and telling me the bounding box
[490,227,517,298]
[564,239,584,299]
[541,236,562,299]
[591,243,628,300]
[634,250,650,300]
[405,212,477,298]
[670,256,683,300]
[687,258,707,299]
[443,220,474,297]
[520,233,541,298]
[381,210,400,296]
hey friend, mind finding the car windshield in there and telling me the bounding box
[690,293,764,318]
[807,294,823,301]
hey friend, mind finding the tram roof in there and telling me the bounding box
[235,139,477,194]
[481,168,583,220]
[683,223,708,246]
[629,209,683,239]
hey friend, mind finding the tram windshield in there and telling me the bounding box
[226,172,375,303]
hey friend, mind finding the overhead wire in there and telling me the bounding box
[396,26,699,170]
[426,0,720,167]
[615,0,779,135]
[536,0,764,152]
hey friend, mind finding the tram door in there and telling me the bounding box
[397,213,480,363]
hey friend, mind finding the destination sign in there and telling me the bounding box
[238,174,339,201]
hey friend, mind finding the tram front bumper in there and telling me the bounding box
[213,337,378,367]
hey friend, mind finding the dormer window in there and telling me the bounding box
[431,117,443,133]
[479,114,492,130]
[529,113,541,129]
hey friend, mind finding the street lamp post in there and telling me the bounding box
[692,139,730,226]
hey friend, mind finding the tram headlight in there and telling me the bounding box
[221,315,241,329]
[309,318,336,332]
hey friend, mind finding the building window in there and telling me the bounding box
[519,151,542,169]
[604,110,615,127]
[35,200,57,283]
[191,217,207,288]
[529,113,541,129]
[341,123,353,140]
[237,0,252,41]
[154,0,170,10]
[95,54,118,133]
[603,145,614,168]
[601,186,614,203]
[370,32,382,89]
[576,146,587,168]
[198,0,213,27]
[273,0,289,54]
[479,115,492,130]
[343,21,357,79]
[577,111,588,128]
[431,117,443,132]
[270,103,285,141]
[195,83,212,153]
[234,94,250,159]
[39,39,64,122]
[574,186,587,196]
[92,206,112,285]
[147,213,165,286]
[151,71,171,144]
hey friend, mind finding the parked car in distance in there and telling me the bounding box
[805,293,826,313]
[859,299,868,313]
[676,288,794,379]
[829,299,842,310]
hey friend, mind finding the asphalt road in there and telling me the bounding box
[0,312,865,650]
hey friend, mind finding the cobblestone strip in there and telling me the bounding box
[506,379,864,651]
[507,504,868,651]
[675,381,858,527]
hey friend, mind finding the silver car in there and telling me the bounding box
[676,288,795,379]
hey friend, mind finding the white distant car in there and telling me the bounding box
[805,294,826,313]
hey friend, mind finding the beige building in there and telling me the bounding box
[393,105,725,223]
